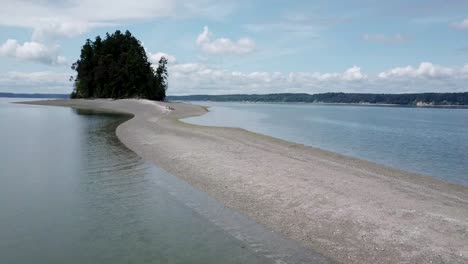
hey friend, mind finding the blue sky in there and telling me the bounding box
[0,0,467,95]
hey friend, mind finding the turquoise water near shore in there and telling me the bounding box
[184,102,468,186]
[0,99,325,264]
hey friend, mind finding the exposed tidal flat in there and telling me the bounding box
[18,99,468,264]
[183,101,468,185]
[1,99,327,264]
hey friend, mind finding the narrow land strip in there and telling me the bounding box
[21,99,468,264]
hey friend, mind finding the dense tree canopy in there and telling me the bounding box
[71,30,167,100]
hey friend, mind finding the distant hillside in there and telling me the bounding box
[0,92,69,99]
[168,92,468,106]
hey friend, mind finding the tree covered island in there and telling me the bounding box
[71,30,167,101]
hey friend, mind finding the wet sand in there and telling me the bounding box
[21,99,468,264]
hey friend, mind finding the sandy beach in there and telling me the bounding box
[21,99,468,264]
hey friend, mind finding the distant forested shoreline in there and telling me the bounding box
[3,92,467,107]
[168,92,468,106]
[0,93,69,99]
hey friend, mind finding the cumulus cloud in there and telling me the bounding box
[461,64,468,75]
[0,1,172,33]
[0,0,235,41]
[196,26,255,55]
[31,20,98,41]
[0,39,67,65]
[167,64,369,95]
[148,52,177,64]
[0,71,71,93]
[451,18,468,30]
[378,62,454,79]
[363,33,408,44]
[0,71,69,84]
[166,62,467,95]
[0,1,237,65]
[342,66,366,81]
[3,63,467,94]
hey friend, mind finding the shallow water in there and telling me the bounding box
[0,99,327,264]
[183,102,468,186]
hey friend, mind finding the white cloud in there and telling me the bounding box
[148,52,177,64]
[0,1,237,65]
[167,64,368,95]
[451,18,468,30]
[342,66,366,81]
[166,62,467,95]
[363,33,408,44]
[31,20,98,41]
[0,39,67,65]
[3,63,467,95]
[0,0,236,40]
[0,71,71,93]
[461,64,468,75]
[0,71,69,84]
[378,62,454,79]
[196,26,255,55]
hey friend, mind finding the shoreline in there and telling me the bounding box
[19,99,468,263]
[170,100,468,109]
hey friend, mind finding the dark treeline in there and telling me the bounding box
[168,92,468,106]
[71,30,168,100]
[0,93,69,99]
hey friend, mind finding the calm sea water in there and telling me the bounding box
[0,99,326,264]
[184,102,468,186]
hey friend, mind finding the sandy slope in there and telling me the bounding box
[22,99,468,264]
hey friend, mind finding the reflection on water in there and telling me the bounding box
[0,101,281,264]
